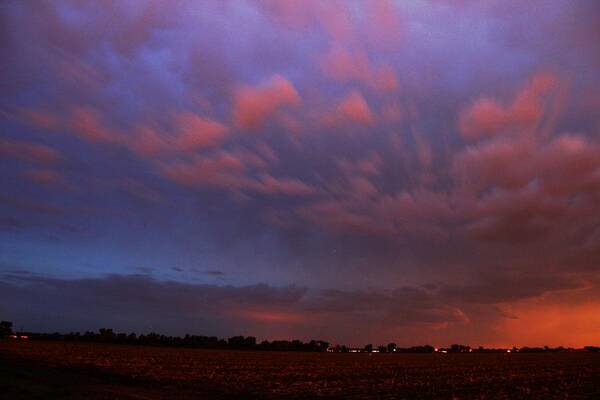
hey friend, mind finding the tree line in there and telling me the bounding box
[2,321,599,353]
[1,324,329,352]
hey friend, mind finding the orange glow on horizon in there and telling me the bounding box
[490,300,600,348]
[245,311,305,323]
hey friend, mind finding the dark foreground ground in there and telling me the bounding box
[1,341,600,399]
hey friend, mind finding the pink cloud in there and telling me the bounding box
[377,190,455,223]
[128,125,168,157]
[337,153,383,177]
[250,175,315,196]
[284,148,455,241]
[70,106,123,143]
[26,106,228,157]
[16,106,233,169]
[453,137,537,192]
[357,153,383,175]
[295,185,455,241]
[333,90,373,126]
[381,102,403,123]
[361,0,403,47]
[0,139,63,165]
[14,106,126,148]
[454,132,600,199]
[53,53,107,90]
[453,74,589,204]
[278,115,307,142]
[297,200,396,236]
[254,143,278,164]
[458,73,558,141]
[230,149,268,171]
[320,47,398,92]
[128,112,227,157]
[453,124,600,244]
[22,109,62,130]
[233,75,301,131]
[347,176,379,200]
[463,185,568,243]
[162,152,246,189]
[534,135,600,195]
[411,129,433,170]
[162,151,314,197]
[465,212,552,244]
[172,112,228,151]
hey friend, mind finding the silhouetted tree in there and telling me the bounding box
[309,340,329,352]
[18,324,566,355]
[226,336,257,349]
[99,328,115,342]
[407,345,434,353]
[332,344,348,353]
[227,336,246,348]
[449,344,470,353]
[0,321,13,337]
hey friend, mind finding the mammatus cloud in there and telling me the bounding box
[233,75,301,131]
[320,47,399,92]
[169,112,228,152]
[458,73,558,141]
[1,1,600,346]
[452,74,600,244]
[334,90,374,126]
[69,107,124,144]
[160,151,315,197]
[318,90,375,130]
[24,107,229,157]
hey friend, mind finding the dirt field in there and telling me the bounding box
[1,340,600,399]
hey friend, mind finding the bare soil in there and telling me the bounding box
[1,340,600,399]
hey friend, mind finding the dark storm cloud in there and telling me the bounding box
[0,274,306,335]
[1,0,600,345]
[437,271,586,305]
[2,271,595,345]
[0,273,464,346]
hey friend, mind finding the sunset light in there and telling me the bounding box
[2,1,600,398]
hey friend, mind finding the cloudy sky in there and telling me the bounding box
[1,0,600,347]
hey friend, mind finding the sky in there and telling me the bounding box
[1,0,600,347]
